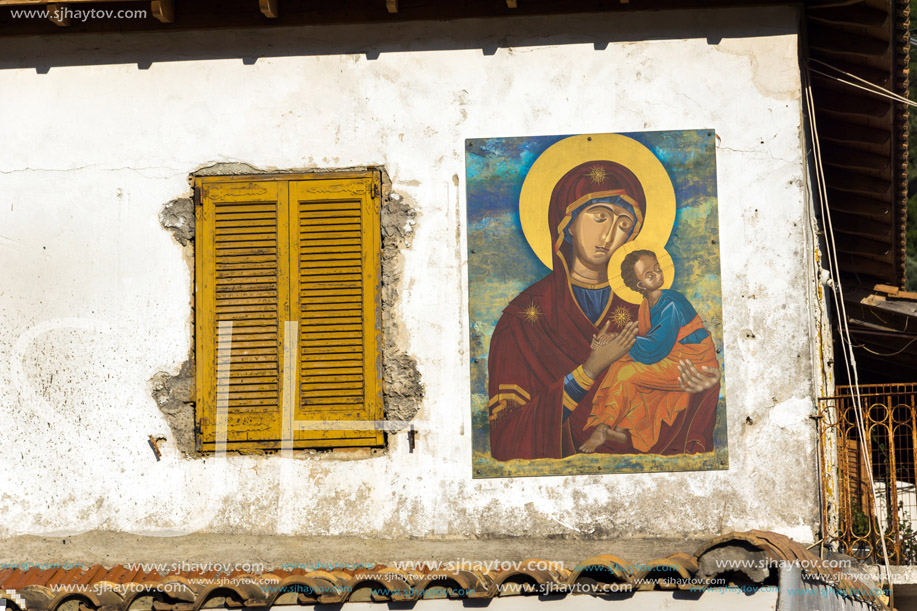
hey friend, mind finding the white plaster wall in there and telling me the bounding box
[0,7,820,540]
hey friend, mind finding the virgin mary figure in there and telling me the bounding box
[487,159,721,461]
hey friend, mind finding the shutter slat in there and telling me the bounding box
[298,405,367,412]
[299,330,362,340]
[217,348,277,358]
[301,311,362,319]
[215,306,278,316]
[300,232,362,241]
[218,373,278,382]
[219,362,278,372]
[299,238,362,249]
[217,254,278,262]
[302,366,363,376]
[215,240,278,250]
[213,220,277,230]
[218,340,278,350]
[301,286,363,295]
[301,253,362,263]
[215,264,277,275]
[216,322,277,332]
[301,245,361,254]
[209,201,277,211]
[302,378,363,387]
[301,296,359,305]
[303,396,364,405]
[215,220,277,230]
[301,356,364,365]
[222,398,280,407]
[301,267,362,277]
[215,233,278,242]
[303,317,363,331]
[300,210,362,219]
[300,279,362,290]
[302,342,363,353]
[211,314,277,324]
[302,312,362,320]
[301,223,361,233]
[301,336,362,344]
[214,290,277,300]
[216,284,278,293]
[222,332,277,342]
[214,215,276,227]
[216,280,277,290]
[302,386,364,396]
[214,354,279,364]
[299,202,362,212]
[217,378,278,387]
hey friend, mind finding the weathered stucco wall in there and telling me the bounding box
[0,7,822,540]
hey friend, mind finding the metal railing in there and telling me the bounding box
[817,384,917,564]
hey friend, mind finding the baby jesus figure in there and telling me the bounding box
[579,250,720,454]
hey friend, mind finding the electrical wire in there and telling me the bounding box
[801,64,895,609]
[855,336,917,358]
[807,61,917,108]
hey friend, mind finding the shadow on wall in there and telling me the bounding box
[0,6,795,72]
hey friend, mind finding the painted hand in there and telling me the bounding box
[584,321,637,379]
[677,359,721,393]
[590,321,615,349]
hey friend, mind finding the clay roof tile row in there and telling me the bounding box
[0,531,891,611]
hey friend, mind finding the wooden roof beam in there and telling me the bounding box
[807,4,888,27]
[260,0,278,18]
[825,190,891,218]
[47,3,69,27]
[830,212,892,240]
[814,115,891,145]
[823,167,892,196]
[821,144,890,171]
[151,0,173,23]
[809,27,890,58]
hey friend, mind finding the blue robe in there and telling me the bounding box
[630,290,708,365]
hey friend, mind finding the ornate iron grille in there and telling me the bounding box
[818,384,917,564]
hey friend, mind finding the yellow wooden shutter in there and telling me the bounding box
[195,173,383,452]
[195,179,291,451]
[289,175,383,447]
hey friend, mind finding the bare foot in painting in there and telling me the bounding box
[579,424,609,453]
[605,427,629,445]
[580,425,629,453]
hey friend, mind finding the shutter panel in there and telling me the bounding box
[196,179,291,451]
[289,176,383,447]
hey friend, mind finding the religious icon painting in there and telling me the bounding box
[466,130,728,478]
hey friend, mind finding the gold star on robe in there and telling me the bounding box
[611,306,632,329]
[522,302,542,325]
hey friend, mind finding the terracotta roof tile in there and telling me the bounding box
[632,553,698,591]
[0,531,891,610]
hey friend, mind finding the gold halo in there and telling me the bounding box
[609,243,675,304]
[519,134,676,270]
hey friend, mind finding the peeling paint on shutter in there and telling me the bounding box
[290,177,383,447]
[196,179,291,451]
